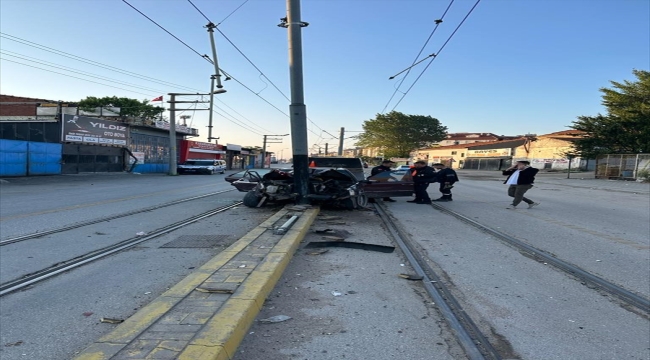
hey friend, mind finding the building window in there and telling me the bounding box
[461,153,465,157]
[451,151,457,155]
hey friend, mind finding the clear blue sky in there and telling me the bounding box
[1,0,648,155]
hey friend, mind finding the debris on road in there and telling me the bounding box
[304,241,395,253]
[196,283,238,294]
[321,236,345,242]
[100,317,124,324]
[259,315,292,323]
[398,273,424,281]
[331,291,342,297]
[4,341,23,347]
[306,249,329,255]
[82,312,94,317]
[135,231,147,236]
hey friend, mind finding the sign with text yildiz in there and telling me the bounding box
[62,114,129,146]
[466,148,511,158]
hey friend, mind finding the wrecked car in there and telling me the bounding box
[242,168,368,209]
[241,167,414,209]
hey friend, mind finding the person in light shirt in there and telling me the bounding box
[502,160,540,209]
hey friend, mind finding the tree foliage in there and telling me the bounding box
[78,96,163,119]
[570,69,650,157]
[355,111,447,158]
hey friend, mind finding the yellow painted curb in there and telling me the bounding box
[73,208,290,360]
[179,207,320,360]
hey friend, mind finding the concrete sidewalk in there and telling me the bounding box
[74,206,319,360]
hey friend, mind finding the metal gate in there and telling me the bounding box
[28,142,61,175]
[62,144,124,174]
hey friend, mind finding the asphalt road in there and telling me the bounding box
[235,171,649,360]
[1,170,648,360]
[0,172,276,360]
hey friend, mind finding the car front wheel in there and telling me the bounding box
[243,191,263,208]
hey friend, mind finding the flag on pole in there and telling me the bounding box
[151,96,163,102]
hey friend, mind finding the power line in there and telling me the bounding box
[0,57,157,97]
[121,0,213,65]
[0,51,169,94]
[0,33,200,92]
[382,0,455,113]
[391,0,482,111]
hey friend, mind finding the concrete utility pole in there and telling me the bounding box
[324,143,328,156]
[167,94,211,175]
[280,0,310,203]
[261,134,288,168]
[338,127,345,155]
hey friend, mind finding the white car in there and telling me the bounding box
[177,159,226,175]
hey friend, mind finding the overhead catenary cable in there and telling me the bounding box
[185,0,338,141]
[0,58,157,97]
[391,0,482,111]
[121,0,213,65]
[381,0,456,113]
[216,0,250,26]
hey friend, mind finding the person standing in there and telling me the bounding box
[407,160,436,204]
[503,160,540,209]
[431,163,459,201]
[370,160,397,202]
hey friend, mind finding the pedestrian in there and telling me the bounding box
[502,160,540,209]
[431,163,459,201]
[370,159,397,202]
[407,160,436,204]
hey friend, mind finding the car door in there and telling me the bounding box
[360,171,413,198]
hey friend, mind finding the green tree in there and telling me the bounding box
[78,96,163,119]
[570,69,650,157]
[355,111,447,158]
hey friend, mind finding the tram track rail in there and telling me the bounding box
[0,201,243,297]
[0,189,235,246]
[429,202,650,315]
[374,203,502,360]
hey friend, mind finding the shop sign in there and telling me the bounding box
[466,148,511,157]
[226,143,242,151]
[62,114,129,146]
[154,120,192,134]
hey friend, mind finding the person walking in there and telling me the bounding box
[503,160,540,209]
[407,160,436,204]
[431,163,459,201]
[370,160,397,202]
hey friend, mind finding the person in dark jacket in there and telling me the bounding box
[431,163,459,201]
[370,160,397,202]
[407,160,436,204]
[502,160,540,209]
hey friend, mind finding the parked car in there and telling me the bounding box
[178,159,226,175]
[361,170,413,198]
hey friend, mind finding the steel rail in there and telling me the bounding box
[0,201,243,296]
[374,203,501,360]
[1,189,235,246]
[430,203,650,314]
